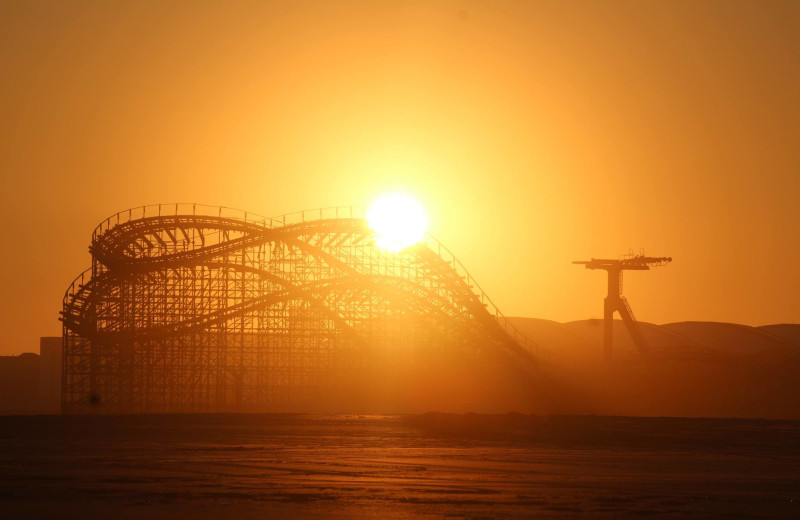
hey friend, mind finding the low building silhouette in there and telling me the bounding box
[39,337,62,413]
[0,337,62,415]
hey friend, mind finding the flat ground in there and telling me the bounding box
[0,414,798,519]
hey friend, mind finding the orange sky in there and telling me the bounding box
[1,0,798,355]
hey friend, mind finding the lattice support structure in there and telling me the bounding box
[62,205,539,413]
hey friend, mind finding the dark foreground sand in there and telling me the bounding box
[0,414,798,519]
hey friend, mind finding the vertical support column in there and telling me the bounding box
[603,297,614,362]
[603,268,621,362]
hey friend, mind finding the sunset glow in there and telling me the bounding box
[367,194,428,252]
[1,3,799,518]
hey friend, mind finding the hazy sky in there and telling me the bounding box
[1,0,798,355]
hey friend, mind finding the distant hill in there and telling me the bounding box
[662,321,798,356]
[508,318,800,420]
[758,324,800,347]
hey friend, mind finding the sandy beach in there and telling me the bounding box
[1,413,798,519]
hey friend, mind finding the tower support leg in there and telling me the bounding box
[618,297,648,355]
[603,297,614,362]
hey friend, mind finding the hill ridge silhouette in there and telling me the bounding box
[509,318,800,420]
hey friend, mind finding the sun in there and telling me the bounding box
[367,193,428,252]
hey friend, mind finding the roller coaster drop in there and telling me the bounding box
[62,204,539,413]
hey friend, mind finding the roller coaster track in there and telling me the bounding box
[61,203,539,413]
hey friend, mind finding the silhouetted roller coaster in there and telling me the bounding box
[61,204,539,413]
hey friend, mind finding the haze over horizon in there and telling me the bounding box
[1,0,798,355]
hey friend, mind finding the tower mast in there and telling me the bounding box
[574,252,671,361]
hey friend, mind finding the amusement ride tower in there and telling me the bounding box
[574,252,672,361]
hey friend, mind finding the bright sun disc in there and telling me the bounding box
[367,194,428,252]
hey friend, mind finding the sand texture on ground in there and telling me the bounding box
[0,413,798,519]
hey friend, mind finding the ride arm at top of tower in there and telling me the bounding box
[573,255,672,271]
